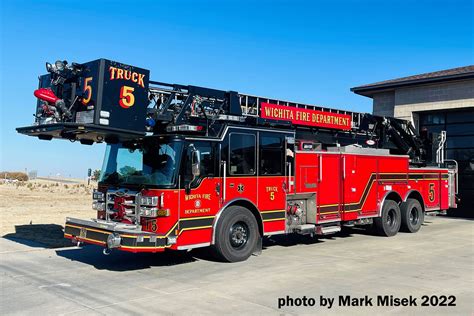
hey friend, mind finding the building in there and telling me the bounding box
[351,66,474,214]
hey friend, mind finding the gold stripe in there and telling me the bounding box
[179,225,213,232]
[121,234,140,238]
[319,203,339,208]
[260,209,286,214]
[319,170,441,211]
[66,224,111,235]
[319,211,340,215]
[263,218,286,222]
[76,236,106,244]
[120,245,167,250]
[346,173,376,206]
[345,180,376,212]
[66,222,179,239]
[321,178,377,213]
[180,215,215,221]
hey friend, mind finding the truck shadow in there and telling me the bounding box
[55,233,335,271]
[55,235,322,271]
[6,221,437,271]
[3,224,72,248]
[55,223,437,271]
[55,245,201,271]
[263,233,325,248]
[4,220,436,251]
[263,220,434,248]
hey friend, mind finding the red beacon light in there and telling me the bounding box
[34,88,60,104]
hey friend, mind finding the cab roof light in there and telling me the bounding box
[167,125,204,132]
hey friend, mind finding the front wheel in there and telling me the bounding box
[374,200,401,237]
[212,206,259,262]
[400,198,424,233]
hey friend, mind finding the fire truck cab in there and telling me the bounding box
[17,59,458,262]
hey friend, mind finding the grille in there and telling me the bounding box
[105,189,141,224]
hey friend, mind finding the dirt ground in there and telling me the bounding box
[0,179,96,247]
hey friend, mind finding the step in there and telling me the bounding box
[317,225,341,235]
[295,224,316,235]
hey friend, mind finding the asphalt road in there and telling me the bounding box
[0,215,472,315]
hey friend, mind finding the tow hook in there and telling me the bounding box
[103,248,112,256]
[71,237,82,247]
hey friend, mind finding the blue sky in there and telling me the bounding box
[1,0,473,178]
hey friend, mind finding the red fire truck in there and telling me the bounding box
[17,59,458,262]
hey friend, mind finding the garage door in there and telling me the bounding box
[419,108,474,213]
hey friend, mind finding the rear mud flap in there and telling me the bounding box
[252,237,263,256]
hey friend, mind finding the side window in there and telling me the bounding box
[229,133,256,175]
[260,134,284,175]
[184,142,214,187]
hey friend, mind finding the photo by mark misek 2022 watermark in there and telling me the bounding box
[278,295,457,310]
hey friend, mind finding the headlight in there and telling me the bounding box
[139,208,169,217]
[139,207,158,217]
[92,201,105,211]
[140,196,158,206]
[92,191,104,201]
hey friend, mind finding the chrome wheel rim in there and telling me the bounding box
[387,209,397,227]
[409,207,419,226]
[229,222,249,249]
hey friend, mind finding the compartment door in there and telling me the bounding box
[317,153,342,222]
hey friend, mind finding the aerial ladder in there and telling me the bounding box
[18,58,429,166]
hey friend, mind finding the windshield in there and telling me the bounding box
[99,140,183,187]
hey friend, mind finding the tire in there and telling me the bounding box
[212,206,259,262]
[374,200,401,237]
[400,198,424,233]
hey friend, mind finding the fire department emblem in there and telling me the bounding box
[237,184,245,194]
[194,200,201,208]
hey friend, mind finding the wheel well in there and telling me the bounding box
[378,191,403,216]
[385,191,403,204]
[223,200,263,237]
[406,190,425,211]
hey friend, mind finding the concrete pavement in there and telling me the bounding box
[0,215,472,315]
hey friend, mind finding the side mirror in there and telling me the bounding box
[191,148,201,179]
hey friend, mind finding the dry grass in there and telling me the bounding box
[0,179,97,247]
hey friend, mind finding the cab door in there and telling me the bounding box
[222,131,258,206]
[180,141,221,218]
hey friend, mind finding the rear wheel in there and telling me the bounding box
[374,200,401,237]
[212,206,259,262]
[400,198,424,233]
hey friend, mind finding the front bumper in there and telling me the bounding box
[64,217,175,252]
